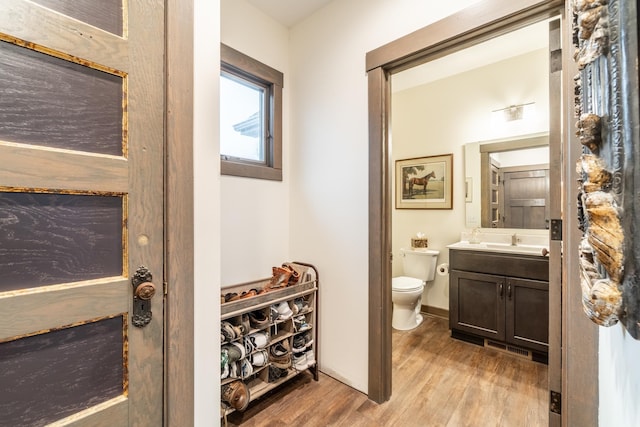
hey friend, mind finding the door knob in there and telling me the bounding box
[131,266,156,327]
[135,281,156,300]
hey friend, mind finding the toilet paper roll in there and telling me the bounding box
[437,263,449,276]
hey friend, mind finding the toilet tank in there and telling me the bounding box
[400,248,440,281]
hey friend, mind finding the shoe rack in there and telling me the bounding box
[220,262,319,417]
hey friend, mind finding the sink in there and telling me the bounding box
[447,241,549,256]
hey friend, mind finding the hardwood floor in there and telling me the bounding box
[225,315,548,427]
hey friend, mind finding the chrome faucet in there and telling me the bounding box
[511,233,518,246]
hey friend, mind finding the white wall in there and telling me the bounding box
[220,0,291,286]
[193,0,220,424]
[391,49,549,310]
[288,0,481,393]
[599,326,640,426]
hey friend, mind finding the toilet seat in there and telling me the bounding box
[392,276,424,292]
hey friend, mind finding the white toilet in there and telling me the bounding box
[392,248,439,330]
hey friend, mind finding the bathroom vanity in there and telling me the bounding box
[448,244,549,362]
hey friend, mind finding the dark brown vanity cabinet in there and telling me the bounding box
[449,249,549,355]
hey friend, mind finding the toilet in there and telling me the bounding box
[392,248,439,330]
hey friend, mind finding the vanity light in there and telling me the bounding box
[492,102,536,122]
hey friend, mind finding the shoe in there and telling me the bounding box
[293,315,310,332]
[221,321,236,342]
[250,349,269,367]
[291,297,307,314]
[222,342,245,363]
[293,352,308,370]
[229,361,240,378]
[305,350,316,367]
[221,348,230,379]
[270,306,279,322]
[240,358,253,379]
[281,264,300,285]
[248,310,269,328]
[269,341,291,369]
[241,314,250,334]
[303,331,314,348]
[274,301,293,320]
[246,331,269,349]
[221,380,250,411]
[270,340,290,357]
[268,366,289,382]
[292,335,306,353]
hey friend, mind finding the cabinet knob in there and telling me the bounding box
[499,282,504,297]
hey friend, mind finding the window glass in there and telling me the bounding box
[220,44,283,181]
[220,72,266,163]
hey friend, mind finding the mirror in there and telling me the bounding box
[465,134,549,229]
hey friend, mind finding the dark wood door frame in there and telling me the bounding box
[366,1,598,425]
[165,0,195,425]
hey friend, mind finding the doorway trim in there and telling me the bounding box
[366,1,597,424]
[165,0,195,425]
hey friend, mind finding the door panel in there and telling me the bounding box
[0,1,164,425]
[29,0,124,36]
[0,40,124,155]
[0,316,125,426]
[0,192,123,291]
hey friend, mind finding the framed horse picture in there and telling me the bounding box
[395,154,453,209]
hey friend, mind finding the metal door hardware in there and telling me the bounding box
[132,266,156,327]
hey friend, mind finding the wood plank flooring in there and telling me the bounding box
[225,315,548,427]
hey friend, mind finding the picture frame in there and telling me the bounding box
[395,154,453,209]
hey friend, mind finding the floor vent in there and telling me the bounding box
[484,340,532,360]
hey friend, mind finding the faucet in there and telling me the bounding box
[511,233,518,246]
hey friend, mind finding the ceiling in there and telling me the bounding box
[246,0,333,27]
[241,2,550,91]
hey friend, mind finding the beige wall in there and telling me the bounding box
[194,0,220,425]
[220,0,291,287]
[391,48,549,310]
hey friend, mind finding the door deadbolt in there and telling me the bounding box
[132,266,156,327]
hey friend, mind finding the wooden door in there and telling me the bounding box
[501,168,550,229]
[0,1,164,426]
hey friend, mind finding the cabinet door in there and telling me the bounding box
[450,270,505,341]
[505,277,549,352]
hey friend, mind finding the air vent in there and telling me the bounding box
[484,339,532,360]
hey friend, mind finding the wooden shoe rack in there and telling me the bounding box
[220,262,319,417]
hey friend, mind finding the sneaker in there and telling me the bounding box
[293,315,310,332]
[292,334,306,353]
[240,358,253,379]
[270,305,279,322]
[221,342,245,363]
[303,331,314,348]
[274,301,293,320]
[229,360,240,378]
[293,352,308,370]
[246,331,269,350]
[291,297,308,314]
[221,321,236,342]
[250,349,269,367]
[305,350,316,367]
[221,348,230,379]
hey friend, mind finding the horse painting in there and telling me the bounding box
[408,171,436,196]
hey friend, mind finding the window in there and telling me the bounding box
[220,44,283,180]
